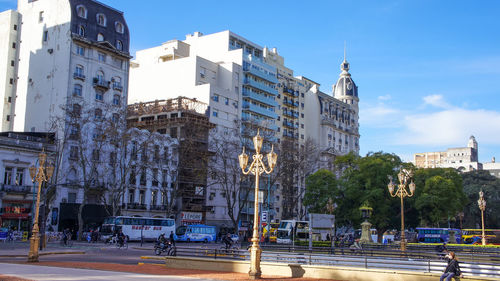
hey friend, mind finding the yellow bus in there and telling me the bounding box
[462,229,498,244]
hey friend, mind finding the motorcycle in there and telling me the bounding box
[154,240,175,256]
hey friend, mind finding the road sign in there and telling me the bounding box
[262,211,268,222]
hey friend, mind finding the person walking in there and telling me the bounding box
[169,231,175,246]
[440,252,462,281]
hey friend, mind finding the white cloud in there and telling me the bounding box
[377,94,392,101]
[395,108,500,146]
[359,102,401,128]
[422,94,452,109]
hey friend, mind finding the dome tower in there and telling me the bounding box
[332,49,359,114]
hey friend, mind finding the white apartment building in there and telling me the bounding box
[129,30,360,227]
[0,10,21,131]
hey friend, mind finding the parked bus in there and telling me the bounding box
[276,220,309,244]
[462,229,498,244]
[100,216,175,241]
[174,224,216,242]
[416,228,461,243]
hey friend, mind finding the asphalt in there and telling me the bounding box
[0,262,213,281]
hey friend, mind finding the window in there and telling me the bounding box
[115,21,124,33]
[111,94,120,106]
[68,192,77,203]
[72,104,81,117]
[109,152,116,166]
[73,84,82,96]
[225,97,229,105]
[96,71,105,82]
[43,30,48,42]
[112,113,119,123]
[95,89,104,101]
[12,42,16,49]
[69,124,80,139]
[212,110,218,117]
[151,190,158,206]
[39,11,44,22]
[76,5,87,18]
[9,78,13,84]
[116,40,123,51]
[97,33,104,42]
[212,94,219,102]
[76,45,85,56]
[10,60,14,67]
[94,108,102,120]
[13,24,17,30]
[139,190,145,204]
[74,65,84,79]
[6,115,10,121]
[3,167,13,185]
[69,146,79,159]
[78,25,85,36]
[92,149,99,161]
[98,52,106,62]
[128,189,135,203]
[301,113,304,118]
[200,68,206,78]
[96,13,106,26]
[152,169,158,186]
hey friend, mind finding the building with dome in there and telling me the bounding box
[414,136,481,172]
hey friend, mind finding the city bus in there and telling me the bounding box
[276,220,309,244]
[416,228,461,244]
[174,224,216,242]
[100,216,175,241]
[462,229,498,244]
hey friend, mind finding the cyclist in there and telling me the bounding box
[63,229,70,246]
[169,231,175,246]
[117,231,126,247]
[222,233,233,250]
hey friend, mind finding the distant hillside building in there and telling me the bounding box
[414,136,481,172]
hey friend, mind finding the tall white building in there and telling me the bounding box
[129,30,360,227]
[0,10,21,131]
[1,0,133,231]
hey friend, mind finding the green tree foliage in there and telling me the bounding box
[304,169,338,213]
[334,152,406,242]
[413,168,467,227]
[461,170,500,228]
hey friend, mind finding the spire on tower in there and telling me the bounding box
[344,41,346,62]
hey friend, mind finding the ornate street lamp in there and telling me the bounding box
[239,130,277,279]
[477,191,486,246]
[387,168,415,252]
[28,150,54,262]
[359,202,373,243]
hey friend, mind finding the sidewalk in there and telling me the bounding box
[0,263,211,281]
[0,242,85,257]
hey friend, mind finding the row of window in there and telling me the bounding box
[76,26,124,51]
[76,5,124,33]
[3,167,25,186]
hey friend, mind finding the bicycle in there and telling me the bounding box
[116,238,128,249]
[219,243,240,255]
[60,238,74,247]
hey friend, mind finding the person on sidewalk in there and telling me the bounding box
[440,251,462,281]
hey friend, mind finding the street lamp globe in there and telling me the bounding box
[239,147,249,170]
[253,130,263,153]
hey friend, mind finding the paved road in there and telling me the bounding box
[0,263,212,281]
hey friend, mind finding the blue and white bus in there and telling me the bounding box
[175,224,216,242]
[101,216,175,241]
[416,228,461,244]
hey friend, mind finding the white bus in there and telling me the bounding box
[101,216,175,241]
[276,220,309,244]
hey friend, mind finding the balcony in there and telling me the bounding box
[242,102,278,119]
[112,82,123,92]
[282,120,298,129]
[242,88,278,107]
[283,99,299,108]
[124,203,147,210]
[1,184,33,194]
[150,205,167,211]
[282,109,298,119]
[244,78,277,96]
[73,72,85,81]
[321,117,336,127]
[243,65,278,84]
[242,115,278,131]
[283,87,299,97]
[93,78,110,90]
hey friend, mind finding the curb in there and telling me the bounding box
[0,251,86,258]
[132,247,152,251]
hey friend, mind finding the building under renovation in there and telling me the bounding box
[127,97,215,225]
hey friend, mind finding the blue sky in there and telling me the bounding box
[2,0,499,163]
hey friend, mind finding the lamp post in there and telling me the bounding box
[387,169,415,252]
[28,150,54,262]
[477,191,486,246]
[239,130,277,279]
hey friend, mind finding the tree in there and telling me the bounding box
[413,168,467,227]
[461,170,500,228]
[303,169,339,213]
[334,151,405,242]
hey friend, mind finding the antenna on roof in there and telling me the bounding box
[344,41,347,62]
